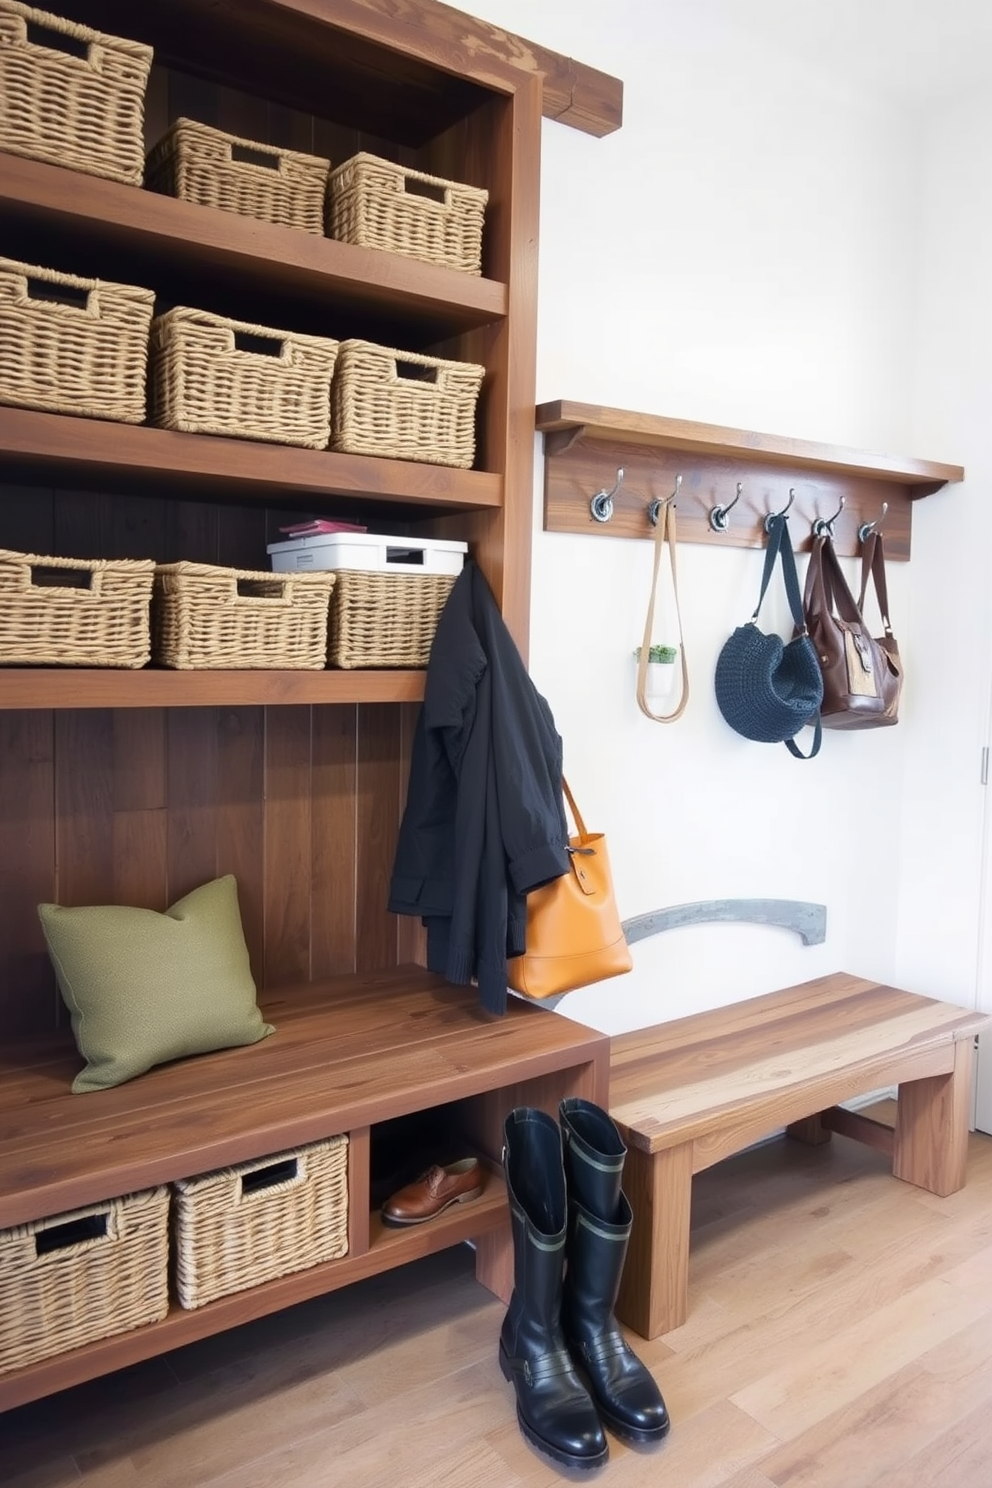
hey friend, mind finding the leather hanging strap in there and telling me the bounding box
[636,497,689,722]
[858,530,893,634]
[561,776,587,838]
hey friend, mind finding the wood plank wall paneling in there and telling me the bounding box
[0,491,419,1039]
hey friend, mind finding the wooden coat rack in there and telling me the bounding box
[535,402,964,560]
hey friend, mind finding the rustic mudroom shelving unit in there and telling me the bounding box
[0,0,615,1411]
[536,401,965,560]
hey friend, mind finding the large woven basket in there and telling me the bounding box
[0,257,155,423]
[149,307,340,449]
[0,547,155,667]
[154,561,336,670]
[331,340,484,469]
[146,118,331,235]
[0,1187,170,1373]
[0,1,152,185]
[173,1136,349,1309]
[327,152,487,275]
[329,570,455,669]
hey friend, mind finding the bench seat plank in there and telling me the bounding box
[610,973,991,1341]
[0,965,607,1231]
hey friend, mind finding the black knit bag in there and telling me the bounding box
[714,512,823,759]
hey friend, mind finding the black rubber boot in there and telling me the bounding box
[499,1107,608,1471]
[559,1097,671,1446]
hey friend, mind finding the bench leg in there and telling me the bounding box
[893,1038,975,1198]
[615,1141,693,1341]
[786,1112,833,1146]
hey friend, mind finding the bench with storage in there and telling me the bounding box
[609,971,991,1340]
[0,966,608,1412]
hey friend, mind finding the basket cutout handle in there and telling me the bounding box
[233,330,286,358]
[395,360,438,384]
[25,278,91,313]
[29,564,93,591]
[230,143,282,171]
[239,1156,302,1198]
[384,546,425,567]
[35,1210,110,1257]
[26,19,90,62]
[235,577,287,600]
[403,176,448,205]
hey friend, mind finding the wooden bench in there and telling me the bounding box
[0,966,608,1412]
[609,972,992,1340]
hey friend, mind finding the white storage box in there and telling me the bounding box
[267,532,467,577]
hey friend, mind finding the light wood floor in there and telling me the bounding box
[4,1106,992,1487]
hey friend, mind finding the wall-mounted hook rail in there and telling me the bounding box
[858,501,889,543]
[813,494,845,538]
[590,467,624,523]
[710,482,743,533]
[648,474,681,526]
[536,401,963,561]
[764,488,795,534]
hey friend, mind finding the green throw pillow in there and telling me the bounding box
[38,875,273,1094]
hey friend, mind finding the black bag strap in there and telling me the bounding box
[754,512,807,633]
[760,513,821,760]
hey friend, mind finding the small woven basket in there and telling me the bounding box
[0,0,152,185]
[145,118,331,235]
[149,307,340,449]
[173,1136,349,1309]
[0,1187,170,1373]
[329,570,455,668]
[331,340,484,469]
[0,257,155,423]
[0,547,155,667]
[154,561,336,670]
[327,152,487,275]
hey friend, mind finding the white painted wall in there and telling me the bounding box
[469,1,984,1039]
[903,91,992,1126]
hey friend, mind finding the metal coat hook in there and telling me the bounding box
[812,494,845,538]
[648,473,681,526]
[590,467,624,523]
[710,481,743,533]
[764,488,796,533]
[858,501,889,543]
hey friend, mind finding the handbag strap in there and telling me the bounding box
[561,776,587,839]
[858,530,894,634]
[757,512,807,634]
[804,532,864,626]
[636,497,689,722]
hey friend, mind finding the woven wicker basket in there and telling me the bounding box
[154,561,335,670]
[146,118,331,235]
[149,307,340,449]
[331,340,484,469]
[0,547,155,667]
[329,570,455,669]
[173,1136,349,1309]
[327,152,487,275]
[0,1187,170,1373]
[0,1,152,185]
[0,257,155,424]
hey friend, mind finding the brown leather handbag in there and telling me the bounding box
[803,531,901,729]
[506,779,632,1000]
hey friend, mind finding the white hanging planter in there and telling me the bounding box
[634,646,679,701]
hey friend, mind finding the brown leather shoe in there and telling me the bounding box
[381,1157,484,1226]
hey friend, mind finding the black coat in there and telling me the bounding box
[388,562,569,1014]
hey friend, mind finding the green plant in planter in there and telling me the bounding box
[634,644,678,664]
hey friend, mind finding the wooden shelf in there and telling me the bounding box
[0,669,427,710]
[0,408,502,513]
[535,401,965,559]
[1,153,507,334]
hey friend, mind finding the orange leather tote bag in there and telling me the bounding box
[506,779,632,1000]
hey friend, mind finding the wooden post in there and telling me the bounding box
[616,1141,693,1340]
[893,1038,976,1197]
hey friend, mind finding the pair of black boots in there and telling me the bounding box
[499,1098,670,1470]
